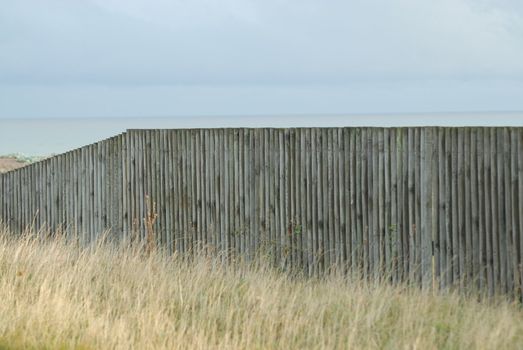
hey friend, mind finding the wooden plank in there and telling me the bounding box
[175,131,182,250]
[110,136,117,239]
[113,136,119,238]
[209,129,216,252]
[510,128,520,298]
[202,129,210,252]
[361,128,369,279]
[273,128,281,265]
[162,131,172,252]
[249,129,256,261]
[503,128,515,296]
[128,132,136,244]
[497,128,508,293]
[0,173,7,229]
[80,147,86,242]
[378,128,386,275]
[283,129,290,267]
[384,128,392,279]
[314,128,322,272]
[137,131,146,242]
[114,136,120,238]
[190,130,197,253]
[88,144,95,241]
[106,139,112,240]
[23,165,28,233]
[233,129,240,256]
[23,161,29,233]
[449,129,459,286]
[19,166,24,233]
[401,129,410,281]
[1,173,4,228]
[489,128,500,292]
[407,128,416,282]
[0,173,3,229]
[330,128,339,267]
[183,129,190,253]
[131,131,139,242]
[389,128,398,282]
[18,166,24,234]
[341,128,349,269]
[11,168,16,233]
[154,132,163,247]
[225,129,232,257]
[265,129,273,263]
[414,128,422,285]
[143,132,151,244]
[161,131,169,249]
[5,171,9,232]
[295,129,303,268]
[247,128,253,258]
[483,129,494,295]
[431,128,439,289]
[518,129,523,300]
[288,129,295,266]
[438,128,449,289]
[353,128,362,276]
[93,142,99,239]
[476,128,486,292]
[470,129,480,289]
[122,132,130,243]
[349,129,357,274]
[238,128,245,257]
[300,128,307,271]
[244,129,252,259]
[216,129,224,255]
[257,129,265,257]
[70,151,76,238]
[0,173,3,227]
[49,155,55,234]
[327,128,335,268]
[464,128,473,286]
[305,128,313,275]
[319,128,328,270]
[420,128,433,289]
[195,130,202,250]
[310,128,318,274]
[371,129,379,276]
[335,128,342,267]
[301,128,314,277]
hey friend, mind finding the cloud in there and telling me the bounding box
[0,0,522,85]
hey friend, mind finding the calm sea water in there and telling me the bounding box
[1,113,523,156]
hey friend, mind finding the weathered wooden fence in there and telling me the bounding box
[1,128,522,297]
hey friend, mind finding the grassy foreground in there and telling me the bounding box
[0,230,522,349]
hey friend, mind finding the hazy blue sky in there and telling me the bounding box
[1,0,523,118]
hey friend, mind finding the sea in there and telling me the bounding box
[1,112,523,156]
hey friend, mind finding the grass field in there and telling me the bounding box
[0,228,522,349]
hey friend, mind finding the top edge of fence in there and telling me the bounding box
[2,126,523,176]
[126,126,523,131]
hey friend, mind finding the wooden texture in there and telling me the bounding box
[1,127,523,298]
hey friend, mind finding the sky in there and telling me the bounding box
[1,0,523,118]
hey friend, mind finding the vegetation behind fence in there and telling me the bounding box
[1,127,522,298]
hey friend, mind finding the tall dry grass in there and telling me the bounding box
[0,227,522,349]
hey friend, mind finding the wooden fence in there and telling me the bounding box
[1,127,522,297]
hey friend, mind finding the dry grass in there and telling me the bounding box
[0,228,522,349]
